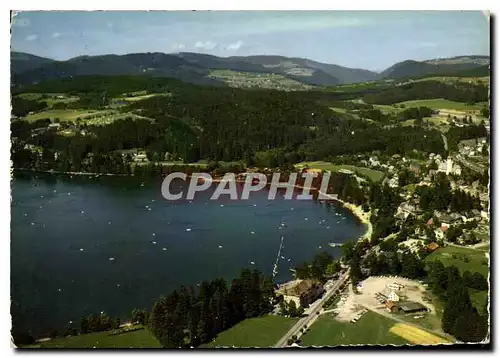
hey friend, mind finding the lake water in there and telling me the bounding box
[10,172,366,336]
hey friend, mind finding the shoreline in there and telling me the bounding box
[15,169,373,242]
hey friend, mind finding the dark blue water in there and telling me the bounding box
[10,173,366,336]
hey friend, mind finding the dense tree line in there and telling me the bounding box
[148,269,276,348]
[397,106,435,121]
[363,81,488,105]
[416,173,482,212]
[447,124,488,151]
[11,96,48,117]
[427,261,488,342]
[80,313,120,334]
[294,251,341,282]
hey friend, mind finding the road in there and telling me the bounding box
[441,133,448,152]
[273,270,349,348]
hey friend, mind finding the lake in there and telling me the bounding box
[10,172,366,336]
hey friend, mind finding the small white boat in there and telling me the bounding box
[109,257,115,261]
[186,228,192,232]
[250,231,255,234]
[250,261,255,265]
[218,245,223,249]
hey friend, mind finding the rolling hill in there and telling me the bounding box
[380,56,489,79]
[10,52,56,75]
[10,51,490,88]
[10,51,378,87]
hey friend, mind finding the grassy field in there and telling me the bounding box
[23,109,111,122]
[413,76,490,85]
[300,312,410,346]
[26,326,161,348]
[115,93,170,102]
[16,93,80,106]
[204,315,299,348]
[295,161,385,182]
[373,104,404,114]
[424,245,489,276]
[396,99,485,111]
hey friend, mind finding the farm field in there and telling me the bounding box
[389,323,450,345]
[299,311,409,346]
[115,93,170,102]
[424,245,489,277]
[25,327,161,348]
[16,93,80,106]
[204,315,299,348]
[413,76,490,85]
[23,109,111,122]
[395,98,486,111]
[294,161,385,182]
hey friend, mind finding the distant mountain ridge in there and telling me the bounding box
[381,56,490,79]
[10,51,490,87]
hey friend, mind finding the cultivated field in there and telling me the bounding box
[396,98,486,111]
[389,323,450,345]
[204,315,299,348]
[23,109,112,122]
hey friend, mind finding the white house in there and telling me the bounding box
[434,228,445,240]
[388,291,400,302]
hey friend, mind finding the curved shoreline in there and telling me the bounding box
[14,169,373,242]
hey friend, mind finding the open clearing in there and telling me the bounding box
[23,109,112,122]
[396,98,486,111]
[294,161,385,182]
[16,93,80,106]
[300,311,409,346]
[204,315,299,348]
[25,326,161,348]
[424,245,489,276]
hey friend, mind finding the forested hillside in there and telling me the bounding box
[11,75,450,175]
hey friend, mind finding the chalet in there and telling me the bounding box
[48,123,61,130]
[461,212,476,223]
[427,242,440,252]
[133,153,148,162]
[434,226,447,240]
[387,291,400,302]
[397,202,419,218]
[305,168,322,175]
[386,300,397,313]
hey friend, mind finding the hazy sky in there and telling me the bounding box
[11,11,489,71]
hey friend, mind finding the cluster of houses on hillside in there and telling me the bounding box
[458,137,488,157]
